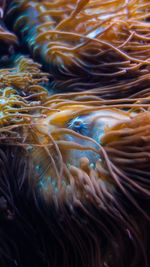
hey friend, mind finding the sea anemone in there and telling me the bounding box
[0,1,149,267]
[6,0,150,93]
[0,65,150,266]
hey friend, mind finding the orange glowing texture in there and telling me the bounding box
[8,0,150,91]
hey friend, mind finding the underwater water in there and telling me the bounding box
[0,0,150,267]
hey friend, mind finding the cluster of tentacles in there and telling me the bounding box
[0,0,149,267]
[6,0,150,94]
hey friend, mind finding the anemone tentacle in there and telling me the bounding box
[0,56,149,265]
[5,0,150,94]
[0,1,149,267]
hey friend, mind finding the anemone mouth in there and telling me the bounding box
[30,107,132,204]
